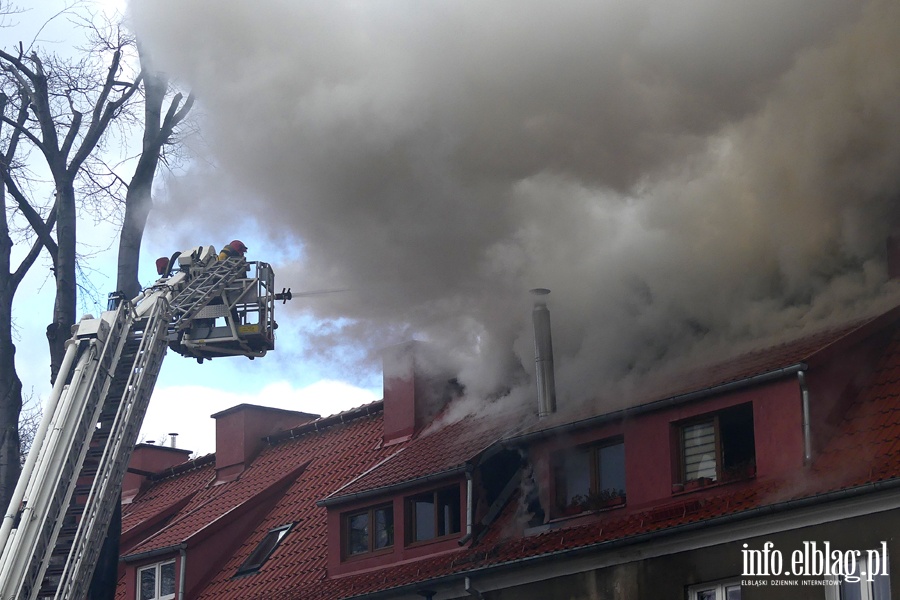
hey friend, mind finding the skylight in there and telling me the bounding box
[235,524,293,576]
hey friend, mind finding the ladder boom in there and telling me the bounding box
[0,249,288,599]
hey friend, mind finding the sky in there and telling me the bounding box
[5,1,381,456]
[7,0,900,454]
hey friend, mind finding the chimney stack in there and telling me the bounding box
[123,444,192,503]
[531,289,557,418]
[382,341,458,444]
[211,404,319,483]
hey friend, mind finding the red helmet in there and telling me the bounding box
[230,240,248,254]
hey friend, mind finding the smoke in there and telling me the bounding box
[128,0,900,407]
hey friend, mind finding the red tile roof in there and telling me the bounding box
[324,403,535,503]
[117,305,900,600]
[190,404,400,599]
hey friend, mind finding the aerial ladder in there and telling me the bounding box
[0,245,291,600]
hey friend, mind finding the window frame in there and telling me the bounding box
[136,559,177,600]
[234,523,293,576]
[687,579,741,599]
[405,485,462,545]
[676,403,756,488]
[679,415,722,484]
[341,502,395,559]
[552,437,626,515]
[823,553,891,600]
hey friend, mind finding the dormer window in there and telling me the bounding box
[343,504,394,558]
[553,438,626,515]
[407,486,461,543]
[678,403,755,488]
[138,560,176,600]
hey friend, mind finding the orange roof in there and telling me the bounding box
[118,306,900,599]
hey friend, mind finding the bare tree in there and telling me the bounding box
[0,89,49,513]
[0,15,192,522]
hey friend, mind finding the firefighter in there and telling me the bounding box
[218,239,248,260]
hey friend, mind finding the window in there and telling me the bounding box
[235,523,292,576]
[137,560,176,600]
[687,580,741,600]
[554,439,626,514]
[407,486,461,543]
[679,403,755,486]
[343,504,394,557]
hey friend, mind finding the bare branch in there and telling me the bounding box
[0,114,45,153]
[59,109,82,158]
[0,48,35,80]
[10,204,56,293]
[66,52,141,174]
[0,172,57,261]
[1,92,29,162]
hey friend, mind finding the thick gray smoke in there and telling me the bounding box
[129,0,900,407]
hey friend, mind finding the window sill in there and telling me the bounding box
[342,546,394,563]
[672,470,756,495]
[550,498,627,522]
[405,532,462,550]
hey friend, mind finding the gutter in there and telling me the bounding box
[499,363,808,450]
[122,543,187,564]
[343,475,900,600]
[317,466,470,508]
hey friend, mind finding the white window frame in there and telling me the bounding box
[823,554,891,600]
[687,579,741,600]
[137,559,177,600]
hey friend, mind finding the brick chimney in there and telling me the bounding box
[212,404,319,483]
[382,341,460,444]
[123,444,193,503]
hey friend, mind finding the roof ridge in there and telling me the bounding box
[266,399,384,445]
[149,453,216,482]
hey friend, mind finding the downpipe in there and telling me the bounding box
[798,370,811,464]
[465,577,484,599]
[179,547,187,599]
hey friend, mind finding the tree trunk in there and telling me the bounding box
[116,68,169,300]
[116,173,154,300]
[0,190,22,513]
[48,179,77,384]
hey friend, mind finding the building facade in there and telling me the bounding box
[117,308,900,600]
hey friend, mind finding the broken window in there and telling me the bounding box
[553,438,626,514]
[407,486,460,543]
[343,504,394,558]
[679,403,755,486]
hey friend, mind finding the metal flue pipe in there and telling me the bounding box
[531,288,557,417]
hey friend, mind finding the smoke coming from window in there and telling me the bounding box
[130,0,900,406]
